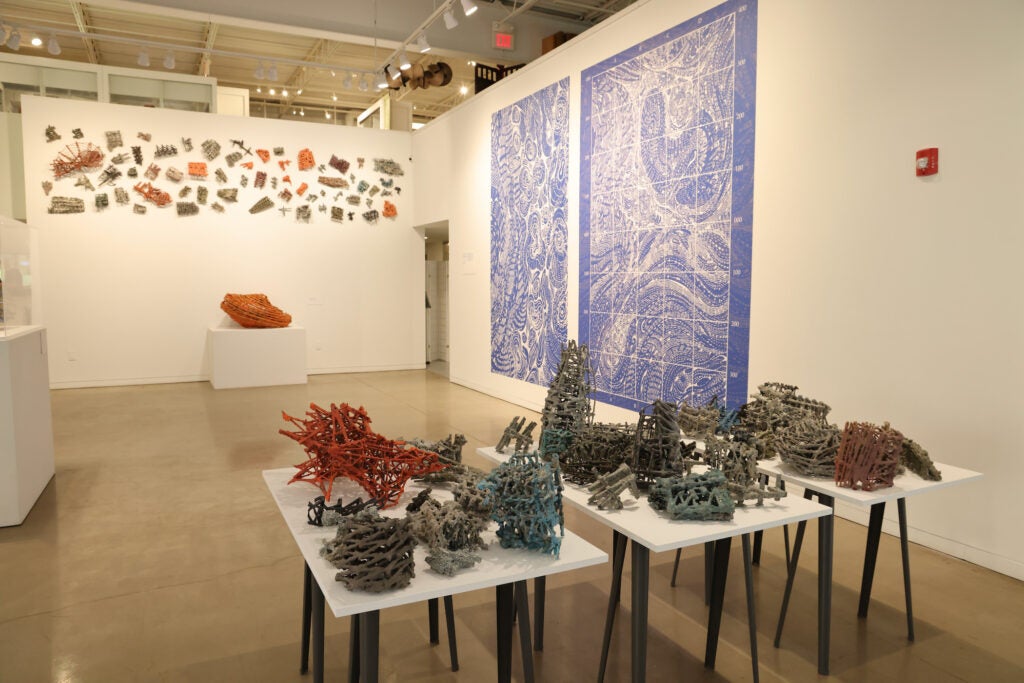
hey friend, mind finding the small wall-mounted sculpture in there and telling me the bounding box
[834,421,903,491]
[587,463,639,510]
[495,416,537,454]
[51,142,104,179]
[648,469,735,521]
[281,403,449,507]
[220,293,292,328]
[320,509,417,592]
[47,196,85,214]
[561,421,635,485]
[478,452,564,557]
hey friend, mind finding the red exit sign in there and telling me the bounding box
[492,22,515,50]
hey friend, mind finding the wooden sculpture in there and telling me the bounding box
[220,293,292,328]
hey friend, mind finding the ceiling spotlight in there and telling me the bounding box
[299,108,305,117]
[282,88,289,97]
[6,30,20,51]
[296,88,303,95]
[398,50,411,70]
[30,35,42,48]
[267,63,278,81]
[342,74,352,89]
[459,84,468,96]
[256,86,262,93]
[254,62,264,79]
[163,51,175,69]
[325,111,331,119]
[291,109,296,115]
[416,34,431,53]
[376,70,388,89]
[330,69,336,77]
[137,49,149,67]
[47,34,61,55]
[269,87,276,95]
[358,77,369,92]
[443,9,459,29]
[331,92,338,101]
[460,0,478,16]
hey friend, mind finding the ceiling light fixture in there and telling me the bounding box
[460,0,478,16]
[30,35,42,47]
[296,87,303,95]
[398,49,411,70]
[6,30,20,51]
[269,87,276,95]
[256,86,262,93]
[282,88,289,97]
[299,108,305,117]
[376,69,388,89]
[254,62,264,79]
[359,76,369,92]
[459,84,468,95]
[325,111,331,120]
[137,49,149,67]
[416,34,430,53]
[443,9,458,29]
[342,74,352,89]
[47,34,61,55]
[331,92,338,101]
[330,69,336,77]
[163,50,175,69]
[267,63,278,81]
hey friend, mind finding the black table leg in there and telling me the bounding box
[742,534,760,683]
[534,576,546,651]
[312,580,325,683]
[514,581,536,683]
[598,530,629,683]
[670,548,682,587]
[773,499,810,648]
[752,530,763,566]
[428,597,439,644]
[898,497,915,642]
[443,595,459,671]
[783,524,791,568]
[704,541,715,606]
[301,562,312,674]
[817,494,834,676]
[496,584,515,683]
[349,616,360,683]
[857,501,886,618]
[631,541,651,682]
[704,537,732,669]
[358,610,380,683]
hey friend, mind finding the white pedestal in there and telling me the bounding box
[0,325,56,526]
[208,324,307,389]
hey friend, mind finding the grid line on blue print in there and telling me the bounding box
[490,78,569,385]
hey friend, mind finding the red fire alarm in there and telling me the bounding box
[916,148,938,176]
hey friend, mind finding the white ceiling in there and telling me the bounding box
[0,0,637,122]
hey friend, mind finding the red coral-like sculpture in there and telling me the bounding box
[51,142,105,179]
[280,403,449,508]
[220,293,292,328]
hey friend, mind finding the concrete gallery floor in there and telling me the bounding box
[1,370,1022,682]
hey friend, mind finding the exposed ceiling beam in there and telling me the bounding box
[196,22,219,77]
[68,1,100,64]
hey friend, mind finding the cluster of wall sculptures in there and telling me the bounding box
[40,124,403,225]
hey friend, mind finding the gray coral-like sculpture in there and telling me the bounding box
[648,469,735,521]
[774,418,841,478]
[407,493,488,576]
[562,421,636,485]
[320,508,417,592]
[900,437,941,481]
[587,463,639,510]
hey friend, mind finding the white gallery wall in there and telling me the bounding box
[23,96,424,387]
[413,0,1024,578]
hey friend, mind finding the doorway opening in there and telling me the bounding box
[423,221,449,378]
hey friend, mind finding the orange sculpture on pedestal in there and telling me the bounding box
[280,403,450,508]
[220,293,292,328]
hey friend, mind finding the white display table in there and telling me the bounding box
[207,323,307,389]
[0,325,55,526]
[478,447,833,683]
[263,467,607,683]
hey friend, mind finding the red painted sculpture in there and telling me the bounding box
[280,403,449,508]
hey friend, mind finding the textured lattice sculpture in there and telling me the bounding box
[738,382,833,458]
[835,422,903,491]
[703,437,786,505]
[542,340,595,434]
[307,494,379,526]
[648,470,735,521]
[495,416,537,454]
[677,400,721,438]
[374,158,404,176]
[47,196,85,214]
[900,437,941,481]
[587,463,639,510]
[220,293,292,328]
[632,400,692,489]
[50,142,104,179]
[45,125,61,142]
[478,452,564,557]
[407,493,488,576]
[561,422,635,485]
[774,418,841,477]
[281,403,449,507]
[320,509,417,592]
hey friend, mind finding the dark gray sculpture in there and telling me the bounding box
[496,416,537,454]
[703,437,786,505]
[407,494,488,576]
[632,400,695,489]
[774,418,841,477]
[587,463,639,510]
[648,470,735,521]
[900,437,941,481]
[540,340,594,459]
[320,509,417,592]
[561,421,635,485]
